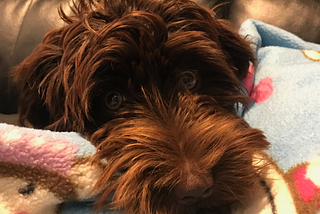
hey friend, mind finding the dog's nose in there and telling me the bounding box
[174,172,213,205]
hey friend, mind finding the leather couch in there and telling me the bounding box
[1,0,319,116]
[196,0,320,43]
[0,0,70,115]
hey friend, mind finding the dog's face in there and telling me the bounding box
[14,0,269,213]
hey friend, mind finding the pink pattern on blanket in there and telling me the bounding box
[244,63,255,95]
[294,167,318,202]
[0,128,78,176]
[250,77,273,103]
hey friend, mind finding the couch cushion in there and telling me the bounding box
[0,0,70,114]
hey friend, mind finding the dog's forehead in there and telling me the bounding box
[84,35,227,95]
[69,0,229,84]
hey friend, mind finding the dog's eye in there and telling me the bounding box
[180,71,197,90]
[105,91,123,110]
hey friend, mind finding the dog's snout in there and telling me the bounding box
[174,172,213,205]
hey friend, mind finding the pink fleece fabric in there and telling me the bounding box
[0,128,78,176]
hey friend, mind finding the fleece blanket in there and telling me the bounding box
[0,19,320,214]
[237,19,320,214]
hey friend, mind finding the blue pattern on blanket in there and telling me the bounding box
[240,19,320,173]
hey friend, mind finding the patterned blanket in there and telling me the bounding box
[0,125,106,214]
[238,19,320,214]
[0,19,320,214]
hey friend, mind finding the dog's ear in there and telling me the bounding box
[13,28,64,129]
[217,19,255,80]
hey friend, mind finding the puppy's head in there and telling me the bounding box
[91,90,268,214]
[13,0,268,213]
[14,0,254,132]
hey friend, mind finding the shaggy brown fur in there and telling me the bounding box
[13,0,269,213]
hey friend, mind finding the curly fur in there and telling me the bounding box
[13,0,269,213]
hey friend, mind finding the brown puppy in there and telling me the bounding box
[13,0,269,213]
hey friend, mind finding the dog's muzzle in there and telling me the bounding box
[173,171,213,205]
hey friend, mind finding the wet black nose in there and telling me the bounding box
[174,172,213,205]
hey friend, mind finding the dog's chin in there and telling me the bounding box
[178,182,256,213]
[173,198,233,214]
[180,198,218,212]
